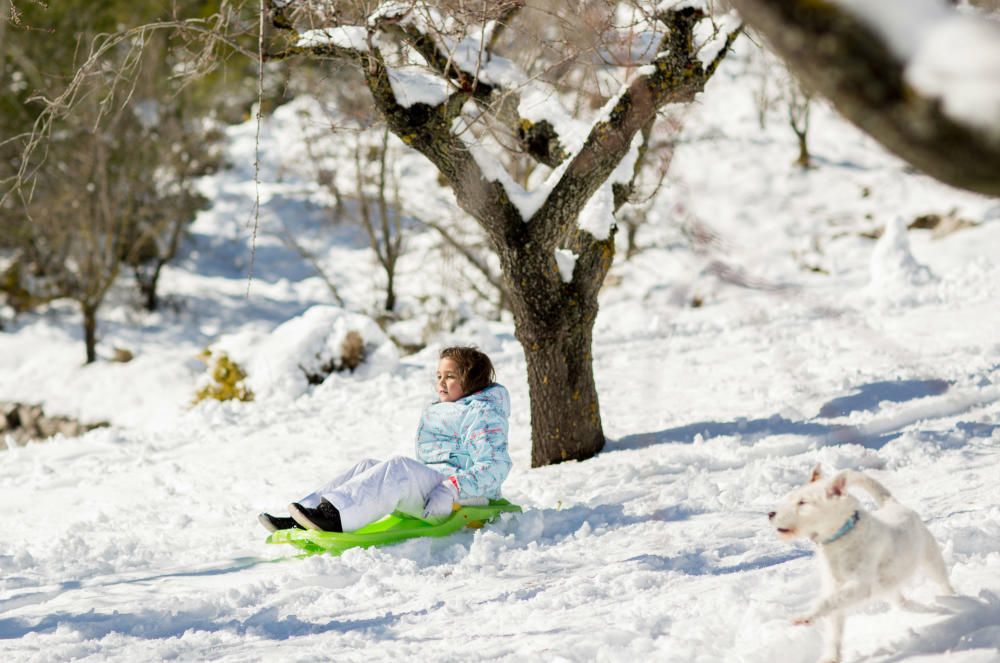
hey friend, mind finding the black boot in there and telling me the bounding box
[288,498,343,532]
[258,512,303,533]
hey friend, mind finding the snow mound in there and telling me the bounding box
[869,216,936,292]
[215,306,398,401]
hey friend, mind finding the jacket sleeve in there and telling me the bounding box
[450,402,512,499]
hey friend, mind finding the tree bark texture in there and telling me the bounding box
[728,0,1000,196]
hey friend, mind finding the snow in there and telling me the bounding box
[693,11,742,68]
[455,114,571,222]
[517,90,590,156]
[656,0,709,12]
[464,69,648,231]
[3,32,1000,663]
[297,27,370,52]
[907,15,1000,135]
[447,37,526,89]
[368,1,414,27]
[212,306,399,402]
[868,217,935,294]
[386,66,452,109]
[833,0,1000,135]
[834,0,950,60]
[554,249,578,283]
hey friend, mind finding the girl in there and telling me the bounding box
[258,346,512,533]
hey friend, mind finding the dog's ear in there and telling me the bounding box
[827,471,848,497]
[810,464,823,483]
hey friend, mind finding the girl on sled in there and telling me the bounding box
[258,346,512,533]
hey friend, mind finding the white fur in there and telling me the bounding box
[769,466,954,663]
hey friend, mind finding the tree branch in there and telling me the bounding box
[534,7,725,247]
[373,1,570,168]
[728,0,1000,196]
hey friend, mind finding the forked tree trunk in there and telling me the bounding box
[499,233,611,467]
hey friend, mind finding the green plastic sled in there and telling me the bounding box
[266,499,522,556]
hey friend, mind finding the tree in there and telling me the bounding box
[785,76,811,169]
[1,0,226,361]
[265,0,741,466]
[727,0,1000,196]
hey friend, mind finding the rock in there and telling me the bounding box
[112,347,134,363]
[0,401,106,443]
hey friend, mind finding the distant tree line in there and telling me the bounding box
[0,0,254,362]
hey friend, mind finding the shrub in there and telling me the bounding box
[193,350,254,404]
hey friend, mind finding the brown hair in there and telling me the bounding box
[440,346,495,396]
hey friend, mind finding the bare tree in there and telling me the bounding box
[420,213,510,318]
[786,76,811,169]
[2,5,225,360]
[21,94,138,364]
[728,0,1000,196]
[265,0,741,466]
[353,126,405,312]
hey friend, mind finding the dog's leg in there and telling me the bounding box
[819,612,844,663]
[923,537,955,596]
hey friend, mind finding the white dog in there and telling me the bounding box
[768,465,954,663]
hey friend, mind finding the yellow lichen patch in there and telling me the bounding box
[519,118,533,132]
[193,350,254,404]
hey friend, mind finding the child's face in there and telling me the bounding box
[436,358,465,402]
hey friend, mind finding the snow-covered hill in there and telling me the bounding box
[2,38,999,663]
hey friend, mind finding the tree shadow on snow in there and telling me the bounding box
[0,557,283,624]
[514,501,705,544]
[816,379,949,418]
[0,598,443,641]
[622,547,811,576]
[609,378,956,452]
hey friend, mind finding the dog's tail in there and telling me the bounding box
[846,471,894,506]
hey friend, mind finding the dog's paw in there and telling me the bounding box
[791,615,813,626]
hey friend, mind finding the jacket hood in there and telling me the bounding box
[457,383,510,418]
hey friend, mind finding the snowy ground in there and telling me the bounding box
[2,37,1000,663]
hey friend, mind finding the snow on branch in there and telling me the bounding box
[368,1,572,168]
[296,26,370,51]
[266,2,739,247]
[527,6,739,245]
[833,0,1000,136]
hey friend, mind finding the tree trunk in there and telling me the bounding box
[518,319,604,467]
[82,302,98,364]
[136,261,163,312]
[795,132,810,168]
[384,269,396,312]
[499,232,611,467]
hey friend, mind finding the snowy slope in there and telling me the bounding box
[2,37,1000,663]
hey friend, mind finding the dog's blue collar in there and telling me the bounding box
[822,510,860,545]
